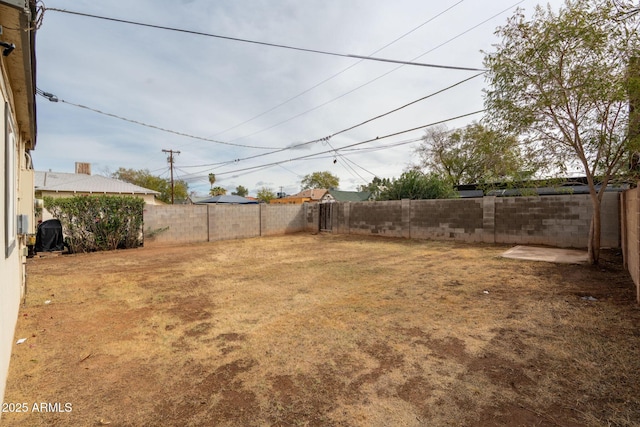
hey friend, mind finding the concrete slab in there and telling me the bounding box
[501,245,588,264]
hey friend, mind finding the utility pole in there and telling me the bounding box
[162,149,180,204]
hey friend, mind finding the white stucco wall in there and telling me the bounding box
[0,85,24,413]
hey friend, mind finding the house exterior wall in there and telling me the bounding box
[0,2,36,406]
[0,95,23,420]
[269,197,311,205]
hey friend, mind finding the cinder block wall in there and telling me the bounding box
[209,204,260,241]
[261,204,306,236]
[349,200,404,237]
[621,187,640,303]
[305,203,319,233]
[143,205,208,245]
[331,194,619,249]
[494,193,619,248]
[410,199,484,242]
[144,204,309,246]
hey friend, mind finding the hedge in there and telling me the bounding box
[43,195,145,253]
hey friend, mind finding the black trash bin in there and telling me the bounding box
[35,219,65,252]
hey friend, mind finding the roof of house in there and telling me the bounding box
[326,189,372,202]
[196,195,258,204]
[35,171,160,195]
[289,188,328,200]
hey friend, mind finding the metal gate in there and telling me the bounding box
[319,202,333,232]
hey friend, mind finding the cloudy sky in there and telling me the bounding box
[33,0,565,197]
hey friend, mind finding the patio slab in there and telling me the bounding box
[501,245,588,264]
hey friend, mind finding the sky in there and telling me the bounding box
[32,0,566,197]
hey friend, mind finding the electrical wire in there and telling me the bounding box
[210,0,466,138]
[228,0,524,143]
[208,109,485,177]
[44,7,486,72]
[35,88,282,150]
[179,73,484,169]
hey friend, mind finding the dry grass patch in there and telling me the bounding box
[3,233,640,426]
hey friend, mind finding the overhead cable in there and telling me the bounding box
[35,88,282,150]
[211,109,485,177]
[211,0,466,138]
[44,7,486,72]
[227,1,523,143]
[179,73,484,169]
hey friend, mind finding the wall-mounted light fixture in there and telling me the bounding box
[0,41,15,56]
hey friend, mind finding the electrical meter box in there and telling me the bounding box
[17,214,29,235]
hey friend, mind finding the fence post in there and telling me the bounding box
[621,192,628,269]
[636,183,640,304]
[401,199,411,239]
[482,196,496,243]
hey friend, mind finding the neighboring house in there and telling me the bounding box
[35,165,162,221]
[454,177,629,198]
[320,189,373,203]
[196,194,258,204]
[270,188,328,204]
[0,0,37,412]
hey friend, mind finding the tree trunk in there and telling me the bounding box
[587,194,602,265]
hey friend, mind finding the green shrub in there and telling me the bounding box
[43,195,145,253]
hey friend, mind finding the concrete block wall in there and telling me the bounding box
[261,204,307,236]
[410,198,484,242]
[208,204,260,241]
[494,193,619,248]
[305,203,319,233]
[349,200,404,237]
[621,187,640,303]
[330,194,619,249]
[144,204,309,246]
[143,204,208,245]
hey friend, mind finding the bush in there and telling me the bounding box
[43,195,145,253]
[378,170,458,200]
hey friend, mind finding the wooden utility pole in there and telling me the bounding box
[162,149,180,204]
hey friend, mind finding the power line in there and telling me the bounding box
[210,109,485,177]
[35,88,282,150]
[45,7,486,72]
[179,73,484,169]
[227,0,524,144]
[210,0,466,139]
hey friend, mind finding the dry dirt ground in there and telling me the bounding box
[2,233,640,426]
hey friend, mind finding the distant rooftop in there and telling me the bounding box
[35,171,159,195]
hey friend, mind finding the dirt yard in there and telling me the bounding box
[2,233,640,426]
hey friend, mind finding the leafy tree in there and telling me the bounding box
[300,171,339,190]
[232,185,249,197]
[359,176,391,200]
[257,187,276,203]
[112,168,188,204]
[378,170,457,200]
[416,122,529,187]
[208,173,216,189]
[210,186,227,196]
[483,0,640,264]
